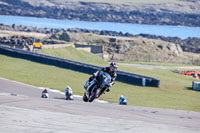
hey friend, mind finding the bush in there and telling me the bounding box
[50,31,71,42]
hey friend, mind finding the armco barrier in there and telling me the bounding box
[0,45,160,87]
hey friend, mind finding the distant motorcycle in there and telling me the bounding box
[65,91,74,100]
[41,92,49,98]
[41,88,49,98]
[83,71,111,102]
[65,86,74,100]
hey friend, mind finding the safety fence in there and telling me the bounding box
[0,45,160,87]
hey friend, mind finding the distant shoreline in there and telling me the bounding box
[1,0,200,27]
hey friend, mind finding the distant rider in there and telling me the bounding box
[41,88,49,98]
[119,95,127,105]
[42,88,48,93]
[65,86,73,100]
[84,62,118,92]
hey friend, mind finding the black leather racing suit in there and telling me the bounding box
[100,67,117,86]
[89,67,117,91]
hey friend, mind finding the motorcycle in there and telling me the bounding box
[65,91,74,100]
[83,71,111,102]
[65,86,74,100]
[41,92,49,98]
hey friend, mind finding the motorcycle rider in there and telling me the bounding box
[65,86,74,100]
[119,95,127,105]
[41,88,49,98]
[84,62,118,92]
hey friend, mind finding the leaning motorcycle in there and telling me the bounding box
[83,71,111,102]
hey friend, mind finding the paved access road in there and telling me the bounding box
[0,77,200,133]
[118,63,200,69]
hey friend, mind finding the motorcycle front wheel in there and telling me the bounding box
[83,93,88,102]
[88,87,98,102]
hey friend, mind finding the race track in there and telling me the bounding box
[0,77,200,133]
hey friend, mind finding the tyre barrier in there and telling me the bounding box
[0,45,160,87]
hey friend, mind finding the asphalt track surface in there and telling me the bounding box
[0,77,200,133]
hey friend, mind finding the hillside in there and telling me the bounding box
[0,0,200,26]
[1,24,200,54]
[1,24,200,65]
[68,32,200,65]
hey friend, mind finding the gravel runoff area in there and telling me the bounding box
[0,77,200,133]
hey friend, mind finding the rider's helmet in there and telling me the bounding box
[43,88,48,93]
[120,95,124,98]
[110,62,118,72]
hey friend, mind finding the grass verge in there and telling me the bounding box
[41,46,108,66]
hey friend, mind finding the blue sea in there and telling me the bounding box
[0,15,200,39]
